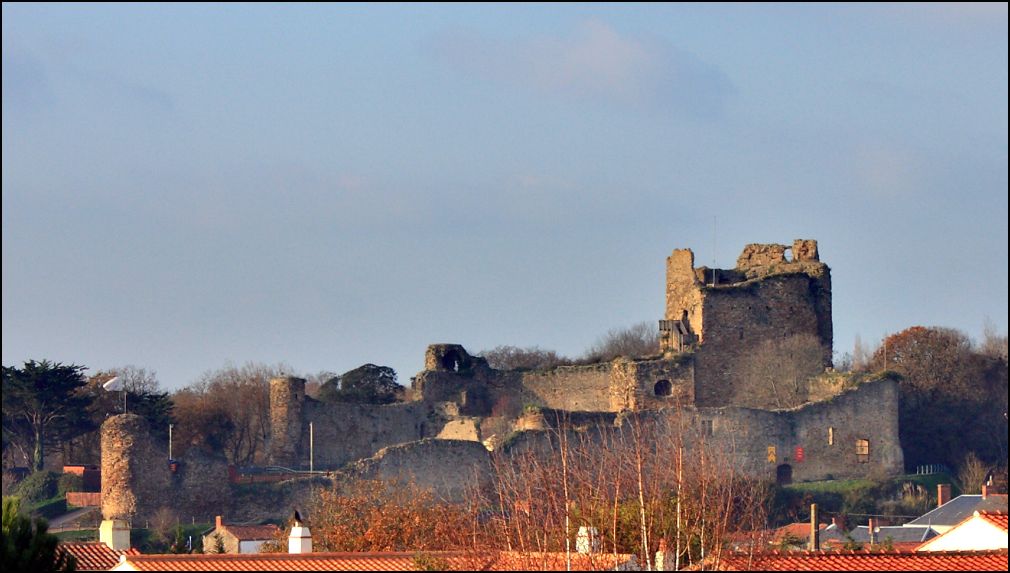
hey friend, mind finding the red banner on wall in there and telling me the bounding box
[795,446,805,462]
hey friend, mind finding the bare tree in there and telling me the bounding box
[957,451,993,494]
[473,409,770,570]
[581,322,660,363]
[171,362,289,464]
[737,334,825,409]
[979,319,1008,363]
[478,346,571,371]
[105,365,162,395]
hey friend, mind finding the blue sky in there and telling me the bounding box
[3,3,1007,389]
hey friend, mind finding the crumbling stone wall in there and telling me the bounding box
[298,400,441,469]
[689,378,903,482]
[503,378,903,484]
[349,439,492,502]
[611,356,694,410]
[663,240,833,408]
[520,363,613,411]
[172,447,231,519]
[101,414,236,524]
[101,414,171,523]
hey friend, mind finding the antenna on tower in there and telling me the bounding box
[710,216,718,286]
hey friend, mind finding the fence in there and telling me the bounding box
[915,464,951,475]
[66,492,102,507]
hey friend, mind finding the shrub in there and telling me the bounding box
[56,473,83,497]
[13,471,60,504]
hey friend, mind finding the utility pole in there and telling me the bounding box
[309,422,314,473]
[169,424,174,460]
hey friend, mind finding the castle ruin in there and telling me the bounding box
[102,240,904,523]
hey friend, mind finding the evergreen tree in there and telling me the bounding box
[2,361,94,471]
[1,497,76,572]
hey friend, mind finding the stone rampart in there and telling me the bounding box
[349,439,492,502]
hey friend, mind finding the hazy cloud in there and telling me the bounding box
[429,19,734,117]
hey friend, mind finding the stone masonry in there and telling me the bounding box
[109,239,904,518]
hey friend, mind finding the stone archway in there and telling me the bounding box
[776,464,793,485]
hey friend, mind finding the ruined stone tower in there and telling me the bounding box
[268,376,306,467]
[100,414,170,522]
[661,239,833,408]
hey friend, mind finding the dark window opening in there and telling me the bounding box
[701,419,714,437]
[776,464,793,485]
[654,379,673,397]
[440,350,464,372]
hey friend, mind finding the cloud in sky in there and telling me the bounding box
[429,19,734,117]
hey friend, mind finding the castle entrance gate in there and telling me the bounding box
[776,464,793,485]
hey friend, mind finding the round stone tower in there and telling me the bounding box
[100,414,169,522]
[268,376,306,467]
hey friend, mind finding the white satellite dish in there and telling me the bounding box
[102,376,122,391]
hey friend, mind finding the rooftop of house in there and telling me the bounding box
[977,510,1009,531]
[821,523,938,545]
[111,550,637,571]
[214,524,281,541]
[58,542,140,572]
[711,549,1008,571]
[204,516,281,541]
[914,510,1010,553]
[770,522,826,543]
[906,494,1008,528]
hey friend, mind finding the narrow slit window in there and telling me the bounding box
[828,427,834,446]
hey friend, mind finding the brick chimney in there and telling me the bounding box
[831,515,846,532]
[937,484,951,508]
[982,484,990,499]
[215,515,223,530]
[868,518,878,545]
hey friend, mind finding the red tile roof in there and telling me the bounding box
[978,511,1009,531]
[714,549,1008,571]
[58,542,139,571]
[113,550,636,571]
[770,522,826,542]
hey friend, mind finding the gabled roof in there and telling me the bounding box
[821,524,938,544]
[978,511,1009,531]
[914,510,1009,552]
[216,523,281,541]
[906,494,1009,527]
[713,549,1008,571]
[58,542,140,571]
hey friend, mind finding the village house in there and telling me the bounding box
[701,549,1008,571]
[201,515,280,554]
[111,516,639,571]
[915,511,1008,552]
[901,484,1008,534]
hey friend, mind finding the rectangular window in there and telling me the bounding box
[701,419,714,437]
[828,427,834,446]
[855,439,870,463]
